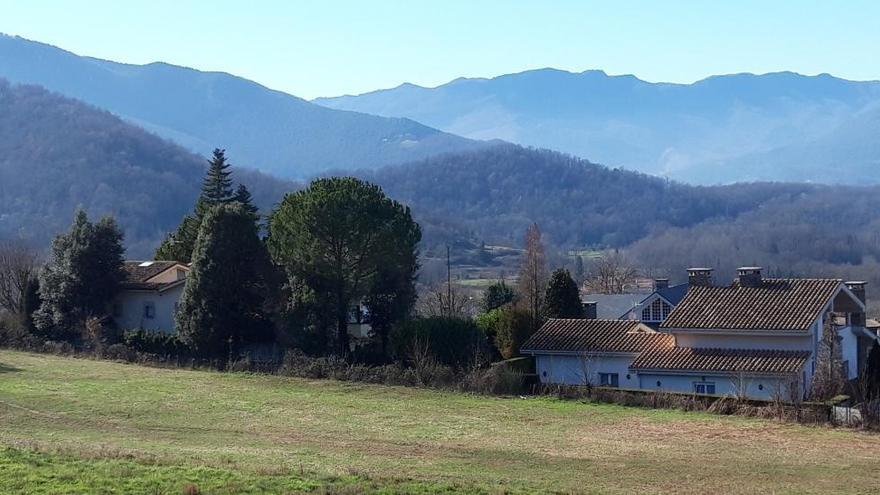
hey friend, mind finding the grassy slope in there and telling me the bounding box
[1,351,879,494]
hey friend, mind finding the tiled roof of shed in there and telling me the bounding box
[521,319,674,354]
[631,347,810,375]
[660,278,842,332]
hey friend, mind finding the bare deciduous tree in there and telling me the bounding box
[810,314,847,401]
[517,223,547,330]
[416,282,476,318]
[583,252,638,294]
[0,240,40,315]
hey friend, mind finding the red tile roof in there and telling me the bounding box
[631,347,809,375]
[521,319,674,354]
[121,261,185,291]
[123,261,181,283]
[661,278,842,332]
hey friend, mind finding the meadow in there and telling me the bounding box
[1,350,879,494]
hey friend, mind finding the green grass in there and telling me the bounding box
[2,350,880,494]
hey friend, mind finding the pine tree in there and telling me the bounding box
[516,223,547,331]
[155,148,246,263]
[234,183,259,218]
[200,148,234,205]
[176,203,272,358]
[268,177,421,357]
[481,280,515,312]
[543,268,583,318]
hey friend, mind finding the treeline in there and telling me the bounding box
[1,160,584,380]
[0,152,475,372]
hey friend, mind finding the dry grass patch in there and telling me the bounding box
[2,350,880,494]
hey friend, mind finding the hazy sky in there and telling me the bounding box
[1,1,878,99]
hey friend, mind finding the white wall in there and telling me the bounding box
[535,354,639,388]
[636,372,798,400]
[113,285,183,333]
[839,326,859,380]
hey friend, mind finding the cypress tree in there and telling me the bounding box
[542,268,583,319]
[176,202,272,358]
[33,210,126,340]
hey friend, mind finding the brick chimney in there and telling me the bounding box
[846,281,867,305]
[737,267,763,288]
[582,301,597,319]
[845,281,867,327]
[687,268,713,287]
[653,278,669,291]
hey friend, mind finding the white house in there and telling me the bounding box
[521,319,674,389]
[524,267,879,400]
[113,261,190,333]
[113,260,374,342]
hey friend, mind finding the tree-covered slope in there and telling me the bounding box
[0,80,293,256]
[0,34,487,179]
[355,144,819,248]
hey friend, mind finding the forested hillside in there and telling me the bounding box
[0,80,293,255]
[4,80,880,290]
[0,34,486,178]
[356,145,819,248]
[358,145,880,292]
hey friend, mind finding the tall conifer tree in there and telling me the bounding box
[155,149,241,262]
[543,268,583,319]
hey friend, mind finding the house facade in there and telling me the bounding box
[114,260,374,342]
[113,261,190,333]
[524,267,879,400]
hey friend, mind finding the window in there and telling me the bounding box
[641,298,672,322]
[693,382,716,394]
[143,302,156,319]
[599,373,619,387]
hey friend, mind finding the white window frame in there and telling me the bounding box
[599,373,619,387]
[641,297,672,322]
[693,381,716,394]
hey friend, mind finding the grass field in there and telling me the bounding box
[2,350,880,494]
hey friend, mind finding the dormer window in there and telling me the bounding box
[641,298,672,322]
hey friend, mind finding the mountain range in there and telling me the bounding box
[0,34,487,179]
[316,68,880,184]
[4,75,880,295]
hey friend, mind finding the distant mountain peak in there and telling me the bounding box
[316,66,880,185]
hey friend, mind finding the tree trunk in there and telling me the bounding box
[337,298,350,359]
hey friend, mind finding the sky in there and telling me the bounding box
[1,0,878,100]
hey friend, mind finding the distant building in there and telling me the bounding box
[581,278,688,326]
[524,267,880,400]
[113,261,190,333]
